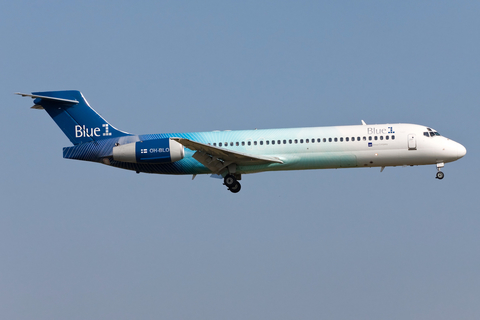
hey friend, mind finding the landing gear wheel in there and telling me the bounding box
[436,171,444,180]
[229,181,241,193]
[224,174,237,188]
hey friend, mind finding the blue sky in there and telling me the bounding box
[1,1,479,319]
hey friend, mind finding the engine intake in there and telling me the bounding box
[113,138,184,163]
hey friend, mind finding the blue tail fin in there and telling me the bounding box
[17,90,130,145]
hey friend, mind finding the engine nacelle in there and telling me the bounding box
[112,138,184,164]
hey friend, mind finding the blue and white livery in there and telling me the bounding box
[17,90,466,193]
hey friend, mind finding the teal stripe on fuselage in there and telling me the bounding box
[65,123,407,175]
[137,124,395,174]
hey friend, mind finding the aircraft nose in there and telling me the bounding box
[457,143,467,159]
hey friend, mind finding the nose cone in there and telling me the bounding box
[442,139,466,162]
[457,143,467,159]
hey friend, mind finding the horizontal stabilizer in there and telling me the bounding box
[15,92,79,105]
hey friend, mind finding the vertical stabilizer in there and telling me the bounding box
[17,90,130,145]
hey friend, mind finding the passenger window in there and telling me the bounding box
[306,139,309,143]
[247,141,251,146]
[334,138,338,142]
[260,141,263,145]
[346,137,349,141]
[283,140,287,144]
[213,143,217,146]
[254,141,257,145]
[340,137,343,142]
[225,142,228,146]
[392,135,395,140]
[230,142,233,146]
[300,139,303,143]
[328,138,332,142]
[272,140,275,145]
[374,136,378,140]
[380,136,383,140]
[386,136,389,140]
[352,137,355,141]
[219,143,223,147]
[289,139,292,144]
[294,139,298,144]
[278,140,281,144]
[242,141,245,146]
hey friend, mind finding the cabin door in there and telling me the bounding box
[408,134,417,150]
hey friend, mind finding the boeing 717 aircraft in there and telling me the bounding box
[17,90,466,193]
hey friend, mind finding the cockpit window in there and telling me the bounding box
[424,130,441,137]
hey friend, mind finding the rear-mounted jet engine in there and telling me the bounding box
[113,138,184,164]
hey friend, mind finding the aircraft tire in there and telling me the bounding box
[224,174,237,187]
[436,171,444,180]
[229,181,241,193]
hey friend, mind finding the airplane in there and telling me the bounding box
[16,90,466,193]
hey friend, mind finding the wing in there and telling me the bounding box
[171,137,283,174]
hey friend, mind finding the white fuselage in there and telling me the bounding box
[187,123,466,174]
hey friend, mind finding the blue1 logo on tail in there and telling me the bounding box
[74,124,112,138]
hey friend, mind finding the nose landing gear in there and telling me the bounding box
[436,162,445,180]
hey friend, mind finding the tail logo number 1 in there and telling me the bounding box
[103,124,112,136]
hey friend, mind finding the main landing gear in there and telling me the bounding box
[224,174,241,193]
[436,162,445,180]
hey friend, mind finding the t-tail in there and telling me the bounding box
[16,90,130,145]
